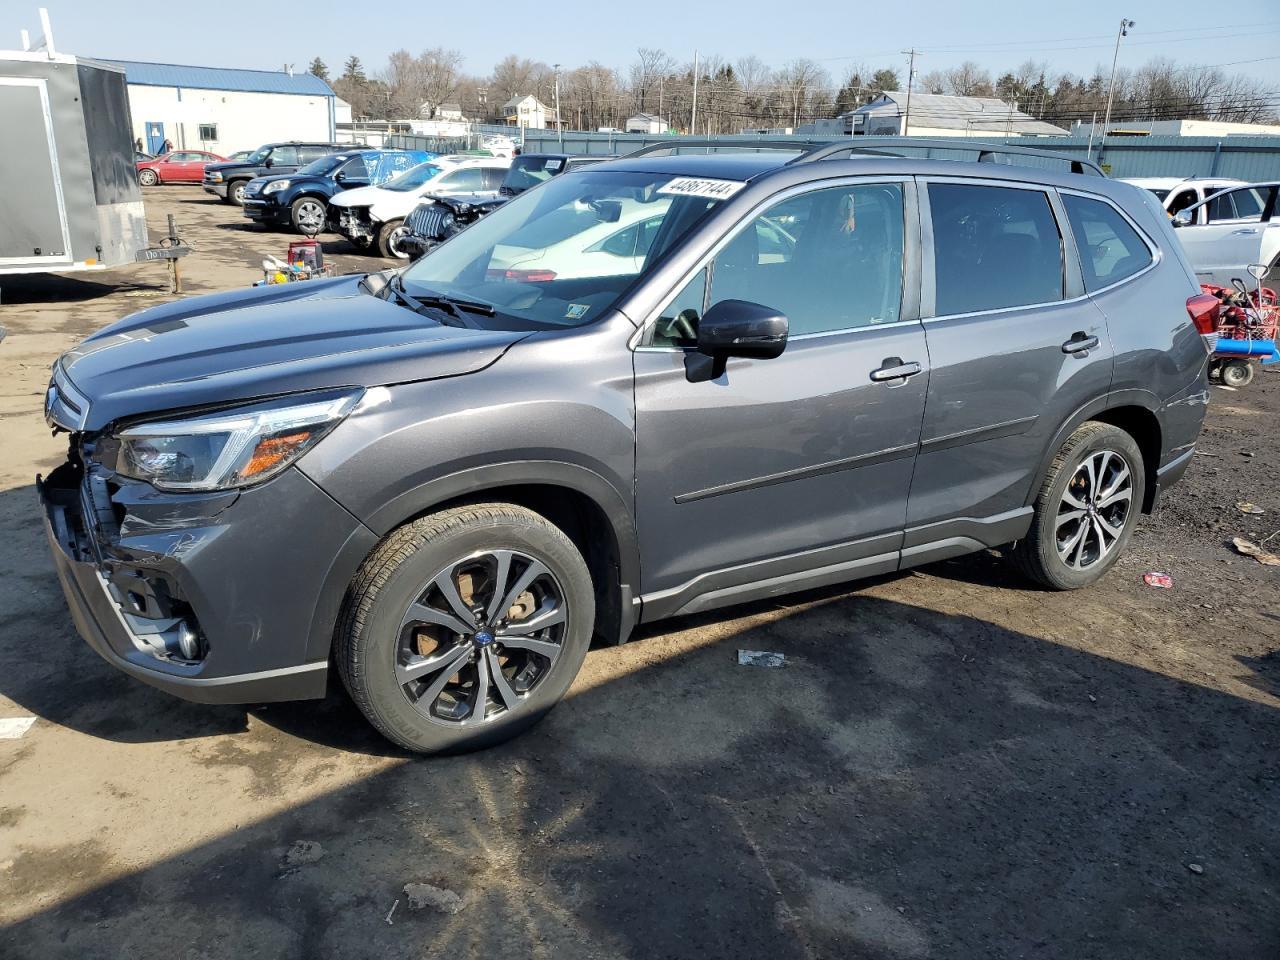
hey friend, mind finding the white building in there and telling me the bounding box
[1071,118,1280,138]
[625,112,665,134]
[502,94,557,130]
[109,60,337,156]
[801,91,1067,138]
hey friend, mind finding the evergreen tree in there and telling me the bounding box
[309,57,329,81]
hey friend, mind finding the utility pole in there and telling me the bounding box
[553,63,563,148]
[901,48,920,136]
[690,49,699,136]
[1099,18,1135,160]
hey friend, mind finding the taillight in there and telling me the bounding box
[487,268,557,283]
[1186,292,1220,354]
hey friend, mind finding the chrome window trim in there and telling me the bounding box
[630,175,916,352]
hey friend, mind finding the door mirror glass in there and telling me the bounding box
[1172,208,1193,227]
[686,299,788,383]
[1248,263,1268,280]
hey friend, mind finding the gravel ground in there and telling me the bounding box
[0,186,1277,960]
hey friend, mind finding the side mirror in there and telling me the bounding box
[263,156,274,168]
[685,299,788,383]
[1172,210,1191,228]
[335,171,346,182]
[1247,263,1268,281]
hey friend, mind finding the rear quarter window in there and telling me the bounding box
[1061,194,1153,292]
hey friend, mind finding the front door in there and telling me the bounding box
[633,180,928,619]
[905,179,1114,562]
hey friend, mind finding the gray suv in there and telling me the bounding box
[39,140,1214,753]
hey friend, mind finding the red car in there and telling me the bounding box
[136,151,225,186]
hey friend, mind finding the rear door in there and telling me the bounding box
[904,178,1112,562]
[0,78,69,266]
[633,178,928,615]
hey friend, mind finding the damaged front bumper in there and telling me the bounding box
[333,206,376,243]
[38,455,376,704]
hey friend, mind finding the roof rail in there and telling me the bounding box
[790,137,1105,177]
[620,139,818,158]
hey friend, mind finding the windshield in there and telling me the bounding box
[298,155,349,177]
[246,147,270,164]
[502,156,567,194]
[382,162,445,192]
[399,169,731,330]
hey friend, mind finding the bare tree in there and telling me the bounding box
[943,61,995,97]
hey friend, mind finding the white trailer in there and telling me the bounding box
[1,12,147,276]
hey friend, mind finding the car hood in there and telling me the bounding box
[329,185,389,208]
[204,160,257,175]
[57,275,527,431]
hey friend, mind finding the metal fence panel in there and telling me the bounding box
[518,131,1280,181]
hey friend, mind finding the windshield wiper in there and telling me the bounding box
[395,276,496,316]
[385,274,465,326]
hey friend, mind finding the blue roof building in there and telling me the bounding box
[106,59,338,155]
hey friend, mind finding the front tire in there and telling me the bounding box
[376,218,410,259]
[290,196,327,235]
[1011,422,1145,590]
[226,180,249,205]
[337,504,595,754]
[137,168,159,186]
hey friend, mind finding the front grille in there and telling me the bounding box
[407,203,448,240]
[45,363,90,431]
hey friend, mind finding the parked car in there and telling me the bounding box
[1122,176,1247,220]
[136,150,225,186]
[202,142,350,205]
[329,157,510,257]
[38,141,1212,754]
[241,150,434,235]
[401,154,605,257]
[482,134,517,158]
[1170,181,1280,285]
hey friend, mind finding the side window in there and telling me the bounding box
[1061,194,1153,292]
[1167,189,1198,218]
[271,146,299,166]
[297,145,329,164]
[928,182,1063,315]
[652,268,708,347]
[339,156,369,180]
[481,168,507,190]
[439,168,485,191]
[1205,188,1235,222]
[707,183,905,336]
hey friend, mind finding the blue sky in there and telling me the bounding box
[14,0,1280,87]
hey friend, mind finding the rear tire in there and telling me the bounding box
[377,218,410,259]
[336,504,595,754]
[226,180,249,205]
[1010,422,1145,590]
[1221,359,1255,387]
[137,168,159,186]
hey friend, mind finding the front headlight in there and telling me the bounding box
[115,389,362,491]
[263,180,290,194]
[209,171,223,182]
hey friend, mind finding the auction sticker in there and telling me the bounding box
[657,177,746,200]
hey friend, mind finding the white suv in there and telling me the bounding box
[1122,176,1247,221]
[329,157,511,257]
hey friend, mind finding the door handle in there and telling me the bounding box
[870,358,923,382]
[1061,333,1100,355]
[1230,228,1259,236]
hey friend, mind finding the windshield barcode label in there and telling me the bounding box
[657,177,746,200]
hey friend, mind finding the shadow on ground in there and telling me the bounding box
[1,486,1277,958]
[0,273,164,306]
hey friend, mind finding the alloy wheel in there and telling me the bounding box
[387,226,410,258]
[396,549,567,726]
[1055,449,1133,570]
[295,200,325,234]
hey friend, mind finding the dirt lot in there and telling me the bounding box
[0,186,1278,959]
